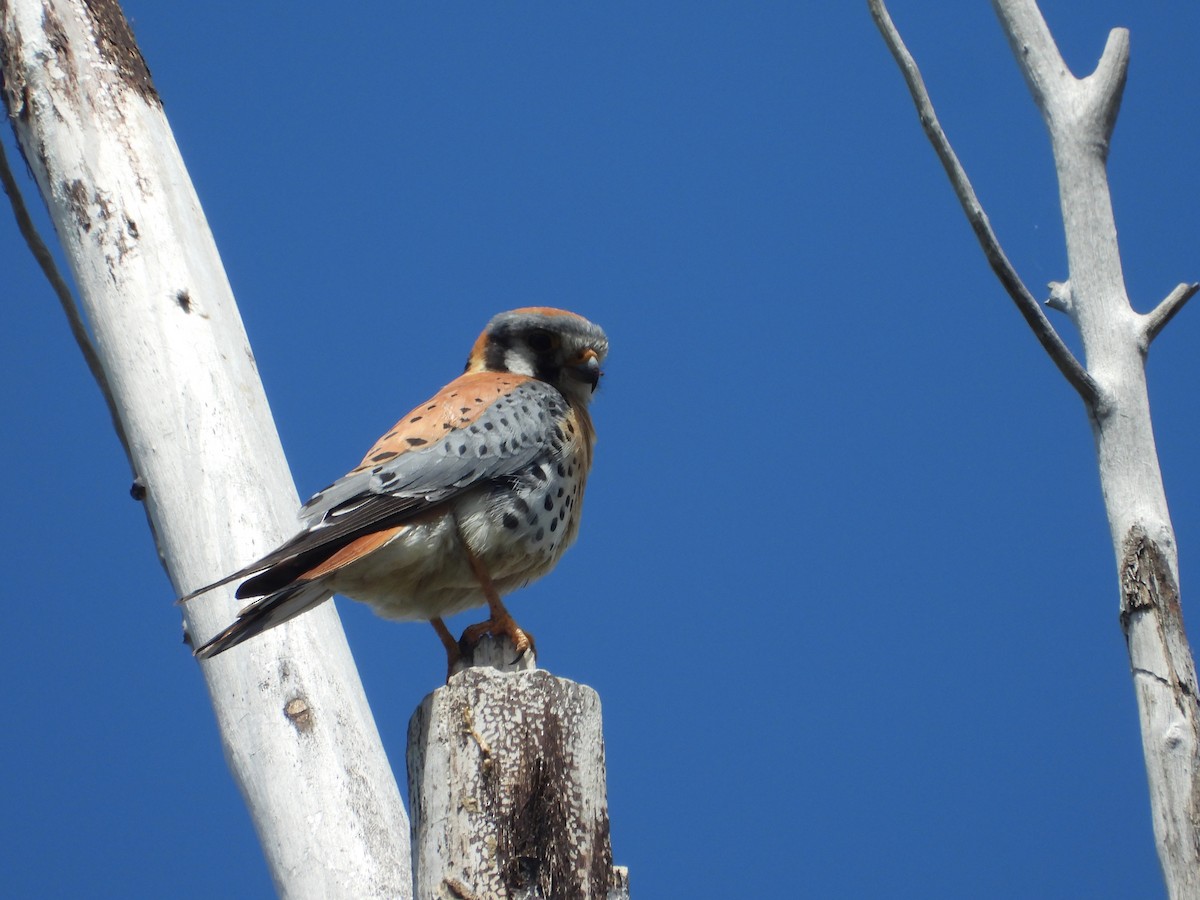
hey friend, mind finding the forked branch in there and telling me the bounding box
[991,0,1129,149]
[868,0,1101,408]
[1142,283,1199,350]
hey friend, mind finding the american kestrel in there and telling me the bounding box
[183,307,607,673]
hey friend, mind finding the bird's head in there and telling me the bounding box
[467,308,608,406]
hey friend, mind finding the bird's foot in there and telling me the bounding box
[460,614,536,667]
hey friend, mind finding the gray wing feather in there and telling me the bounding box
[180,380,571,603]
[300,379,569,528]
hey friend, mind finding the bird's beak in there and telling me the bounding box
[568,349,602,392]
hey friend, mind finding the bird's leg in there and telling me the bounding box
[458,547,535,661]
[430,617,461,682]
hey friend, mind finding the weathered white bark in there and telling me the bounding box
[408,637,621,899]
[993,6,1200,894]
[0,2,411,896]
[871,1,1200,895]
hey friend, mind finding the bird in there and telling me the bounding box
[181,307,608,675]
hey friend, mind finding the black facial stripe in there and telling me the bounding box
[485,330,511,372]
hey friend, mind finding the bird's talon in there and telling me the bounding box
[456,616,535,669]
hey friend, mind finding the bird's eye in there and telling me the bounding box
[527,330,554,353]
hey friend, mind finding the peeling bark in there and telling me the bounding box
[1121,527,1200,888]
[81,0,158,104]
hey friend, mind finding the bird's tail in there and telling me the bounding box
[193,581,330,659]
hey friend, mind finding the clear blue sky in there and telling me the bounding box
[3,2,1199,897]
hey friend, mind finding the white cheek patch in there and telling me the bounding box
[504,348,535,376]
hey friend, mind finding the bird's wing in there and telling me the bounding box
[179,372,572,601]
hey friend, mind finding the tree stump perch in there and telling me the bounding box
[408,636,628,899]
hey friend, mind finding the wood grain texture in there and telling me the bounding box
[408,638,624,900]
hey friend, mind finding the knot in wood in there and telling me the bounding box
[284,696,313,732]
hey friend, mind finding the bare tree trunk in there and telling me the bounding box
[990,5,1200,891]
[870,1,1200,895]
[0,2,411,896]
